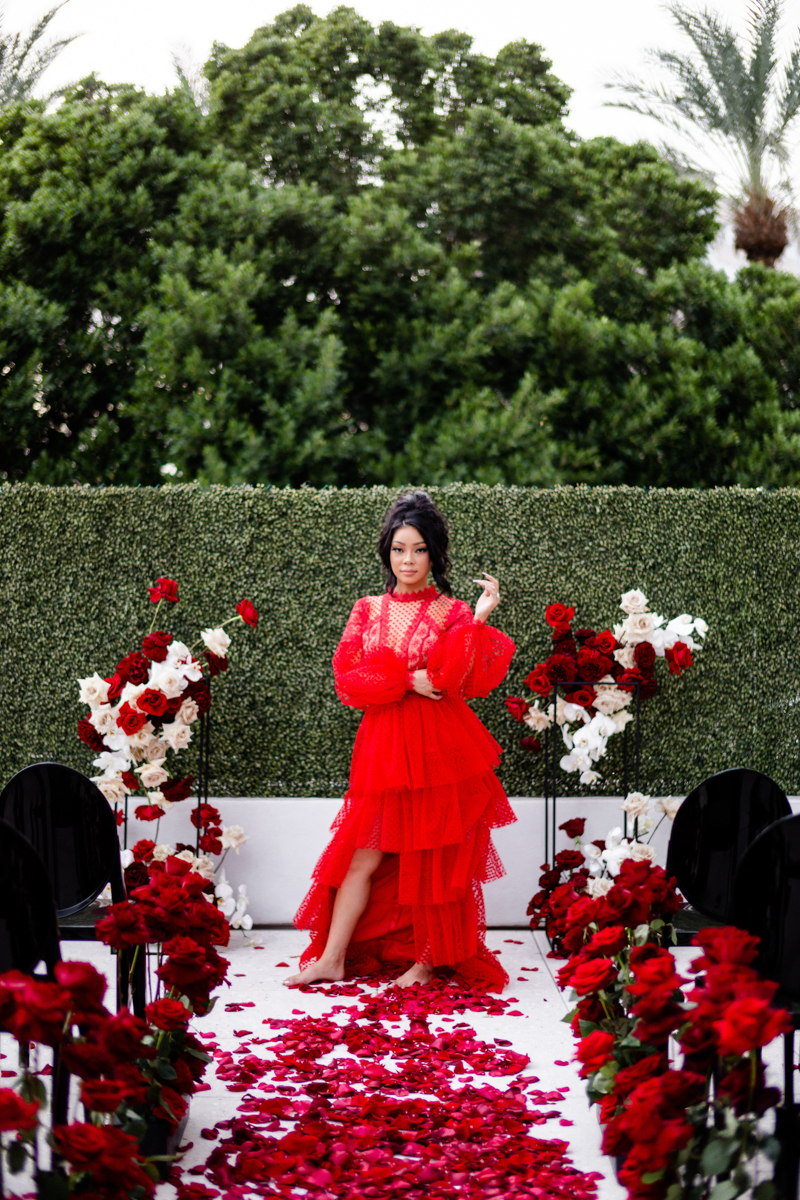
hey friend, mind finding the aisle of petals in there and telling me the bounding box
[171,970,604,1200]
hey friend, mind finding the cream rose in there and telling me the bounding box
[613,645,637,669]
[177,698,200,725]
[221,825,248,854]
[78,672,110,709]
[147,662,186,699]
[136,762,169,789]
[120,682,148,708]
[89,705,118,736]
[627,842,657,865]
[192,854,215,880]
[151,843,174,862]
[522,704,551,732]
[586,876,614,897]
[94,777,128,806]
[201,627,231,659]
[147,790,171,812]
[174,849,195,866]
[620,589,649,615]
[160,722,193,752]
[593,689,629,716]
[143,736,166,763]
[621,791,651,819]
[656,796,683,821]
[621,612,659,644]
[127,721,155,747]
[611,710,634,733]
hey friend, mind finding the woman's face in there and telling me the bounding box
[391,524,432,591]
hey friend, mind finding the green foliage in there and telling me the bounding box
[3,482,800,799]
[0,3,77,108]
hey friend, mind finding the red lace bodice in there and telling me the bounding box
[333,588,515,709]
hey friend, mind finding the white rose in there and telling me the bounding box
[92,750,130,777]
[174,849,195,865]
[621,791,651,819]
[160,722,193,752]
[628,842,658,865]
[167,642,204,681]
[193,854,215,880]
[621,612,658,644]
[586,876,614,897]
[78,672,110,709]
[94,777,128,806]
[120,849,135,869]
[620,589,649,615]
[136,762,169,789]
[143,737,166,763]
[611,710,635,733]
[89,705,118,736]
[522,704,551,732]
[221,825,248,854]
[147,662,186,699]
[613,646,637,669]
[147,790,171,811]
[151,843,174,862]
[655,796,683,821]
[120,682,148,708]
[127,721,155,748]
[177,698,200,725]
[201,627,231,659]
[593,688,630,716]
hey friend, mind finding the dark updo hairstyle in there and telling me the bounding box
[378,490,452,595]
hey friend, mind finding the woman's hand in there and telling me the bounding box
[411,669,442,700]
[473,573,501,624]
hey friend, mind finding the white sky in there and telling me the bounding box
[7,0,800,270]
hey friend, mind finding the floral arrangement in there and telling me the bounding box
[557,864,789,1200]
[528,794,684,956]
[0,856,228,1197]
[76,576,257,896]
[505,590,707,785]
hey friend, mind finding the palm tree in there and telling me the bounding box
[607,0,800,266]
[0,2,78,108]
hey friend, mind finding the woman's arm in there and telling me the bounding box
[427,587,516,699]
[332,599,409,708]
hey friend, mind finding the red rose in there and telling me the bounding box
[551,634,577,656]
[116,651,150,685]
[591,629,618,654]
[95,901,149,949]
[617,668,645,694]
[105,672,123,700]
[545,603,575,628]
[146,997,191,1031]
[236,598,258,627]
[80,1079,129,1114]
[0,1088,39,1133]
[0,973,70,1046]
[187,678,211,714]
[554,848,585,871]
[559,817,586,839]
[133,838,155,863]
[102,1008,152,1060]
[546,653,577,682]
[569,957,618,996]
[665,640,692,675]
[53,960,107,1014]
[715,996,791,1056]
[148,577,179,604]
[574,628,596,645]
[134,804,163,822]
[116,701,147,735]
[142,630,173,662]
[191,803,221,829]
[612,1053,668,1099]
[161,775,193,804]
[137,688,169,716]
[568,685,597,708]
[518,736,541,753]
[576,1030,615,1076]
[576,648,610,682]
[199,831,223,855]
[504,696,528,721]
[59,1042,115,1080]
[205,650,228,677]
[125,861,150,891]
[586,925,627,957]
[691,926,760,970]
[78,717,105,752]
[53,1123,155,1193]
[633,642,656,673]
[639,677,658,700]
[525,665,552,697]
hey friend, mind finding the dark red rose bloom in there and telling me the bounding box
[633,642,656,673]
[133,838,155,863]
[589,629,617,654]
[124,862,150,891]
[80,1079,129,1114]
[137,688,169,716]
[576,648,612,682]
[574,628,596,645]
[146,997,191,1031]
[525,665,553,697]
[78,717,106,752]
[116,651,150,686]
[576,1030,615,1076]
[0,973,70,1046]
[504,696,528,721]
[715,995,791,1056]
[518,736,541,753]
[612,1053,668,1099]
[53,1123,155,1194]
[142,630,173,662]
[95,901,149,949]
[639,677,658,700]
[691,926,760,970]
[164,693,184,716]
[54,960,107,1014]
[545,603,575,628]
[586,925,627,957]
[116,701,147,735]
[718,1059,781,1116]
[148,577,179,604]
[665,640,692,675]
[134,804,163,822]
[102,1008,152,1061]
[546,653,577,682]
[236,598,258,627]
[161,775,193,804]
[554,848,585,871]
[59,1042,115,1080]
[199,831,223,855]
[186,678,211,714]
[559,818,586,839]
[0,1088,39,1133]
[205,650,228,677]
[567,685,597,708]
[617,668,645,694]
[165,855,193,877]
[569,957,618,996]
[628,947,686,993]
[105,672,123,701]
[551,634,578,657]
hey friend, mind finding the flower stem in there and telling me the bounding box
[148,598,162,637]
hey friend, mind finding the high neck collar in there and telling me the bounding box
[387,584,437,603]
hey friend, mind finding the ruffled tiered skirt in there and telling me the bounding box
[294,691,516,991]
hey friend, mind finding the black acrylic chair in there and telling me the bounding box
[666,767,792,944]
[0,763,144,1015]
[733,814,800,1200]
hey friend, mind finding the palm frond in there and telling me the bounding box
[0,3,79,106]
[741,0,779,141]
[775,36,800,131]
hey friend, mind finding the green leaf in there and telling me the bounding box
[753,1181,775,1200]
[155,1059,178,1081]
[702,1137,736,1176]
[7,1140,27,1174]
[708,1180,742,1200]
[34,1170,70,1200]
[642,1170,666,1184]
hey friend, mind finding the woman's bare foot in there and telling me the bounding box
[283,958,345,987]
[395,962,434,988]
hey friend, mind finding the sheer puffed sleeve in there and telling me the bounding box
[333,598,408,709]
[427,601,516,699]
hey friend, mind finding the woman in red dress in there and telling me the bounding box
[288,492,517,991]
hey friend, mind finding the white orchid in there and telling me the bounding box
[230,884,253,931]
[92,750,131,777]
[215,872,236,918]
[167,641,204,681]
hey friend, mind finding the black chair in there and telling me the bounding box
[667,768,792,944]
[0,763,144,1015]
[733,815,800,1200]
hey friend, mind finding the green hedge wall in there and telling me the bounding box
[1,482,798,797]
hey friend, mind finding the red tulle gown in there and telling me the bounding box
[294,585,517,991]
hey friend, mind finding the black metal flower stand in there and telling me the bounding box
[195,710,211,855]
